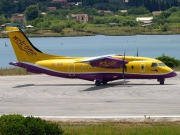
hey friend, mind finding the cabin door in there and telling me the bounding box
[68,63,75,76]
[140,63,145,72]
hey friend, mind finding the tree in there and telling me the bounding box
[82,0,109,6]
[168,6,179,12]
[0,15,9,25]
[0,1,3,15]
[160,11,171,19]
[25,5,39,21]
[128,6,150,15]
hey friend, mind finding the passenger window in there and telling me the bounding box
[151,63,157,67]
[131,66,134,69]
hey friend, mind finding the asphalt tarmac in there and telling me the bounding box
[0,73,180,120]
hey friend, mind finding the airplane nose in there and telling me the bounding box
[170,71,177,77]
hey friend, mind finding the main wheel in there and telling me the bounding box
[95,80,101,86]
[102,81,107,85]
[160,81,164,85]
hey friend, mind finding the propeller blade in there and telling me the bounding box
[122,51,126,78]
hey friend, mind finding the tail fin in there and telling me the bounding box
[6,27,58,62]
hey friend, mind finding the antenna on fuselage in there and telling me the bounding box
[5,42,8,47]
[136,47,139,57]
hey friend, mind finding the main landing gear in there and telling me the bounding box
[95,80,101,86]
[95,80,108,86]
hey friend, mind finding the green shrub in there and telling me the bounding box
[122,20,138,27]
[72,23,84,30]
[161,23,169,31]
[0,114,63,135]
[51,22,66,33]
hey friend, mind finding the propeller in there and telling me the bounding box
[122,51,126,78]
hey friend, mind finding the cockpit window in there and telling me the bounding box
[151,63,158,67]
[158,63,166,66]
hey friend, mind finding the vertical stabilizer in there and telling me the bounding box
[6,27,43,62]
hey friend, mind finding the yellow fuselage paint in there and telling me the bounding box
[35,56,173,75]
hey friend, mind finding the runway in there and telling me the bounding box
[0,73,180,120]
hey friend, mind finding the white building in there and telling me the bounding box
[136,17,153,24]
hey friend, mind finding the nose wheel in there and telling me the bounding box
[158,79,165,85]
[160,81,164,85]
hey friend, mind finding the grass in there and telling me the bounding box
[0,68,32,76]
[59,122,180,135]
[1,25,180,38]
[173,67,180,71]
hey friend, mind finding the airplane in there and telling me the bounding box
[6,27,177,86]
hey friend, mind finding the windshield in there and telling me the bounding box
[158,63,166,66]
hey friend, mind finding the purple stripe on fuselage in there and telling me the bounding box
[9,62,177,82]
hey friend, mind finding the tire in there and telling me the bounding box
[160,81,164,85]
[102,81,107,85]
[95,80,101,86]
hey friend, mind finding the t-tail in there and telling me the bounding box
[6,27,61,63]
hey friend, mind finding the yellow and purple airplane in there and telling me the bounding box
[6,27,177,86]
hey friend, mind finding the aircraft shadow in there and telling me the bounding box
[13,80,175,89]
[13,83,93,88]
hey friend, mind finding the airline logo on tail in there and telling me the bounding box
[12,36,36,56]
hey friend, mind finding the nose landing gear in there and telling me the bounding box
[158,78,165,85]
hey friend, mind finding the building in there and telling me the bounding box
[98,10,113,14]
[136,17,153,27]
[2,23,24,30]
[152,11,162,16]
[75,2,82,6]
[69,2,76,6]
[136,17,153,24]
[11,13,26,24]
[48,7,57,10]
[120,10,127,13]
[71,14,93,23]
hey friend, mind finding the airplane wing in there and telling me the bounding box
[78,55,128,69]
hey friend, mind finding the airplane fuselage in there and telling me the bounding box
[10,55,176,85]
